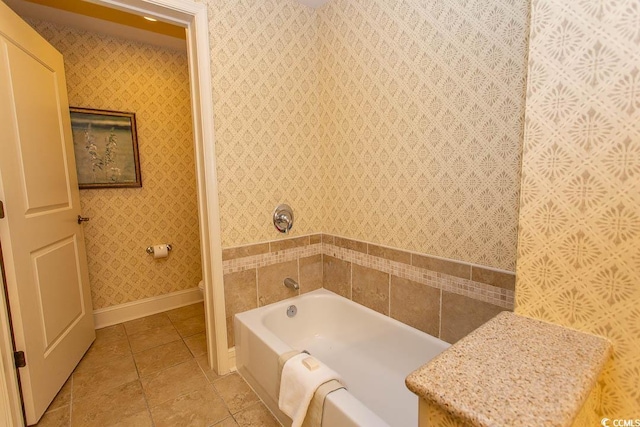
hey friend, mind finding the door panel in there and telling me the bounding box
[7,42,71,214]
[0,2,95,424]
[32,237,84,350]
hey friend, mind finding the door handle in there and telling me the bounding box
[77,215,90,224]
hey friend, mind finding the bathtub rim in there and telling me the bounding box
[235,288,448,352]
[234,288,450,427]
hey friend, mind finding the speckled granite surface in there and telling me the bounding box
[406,312,611,427]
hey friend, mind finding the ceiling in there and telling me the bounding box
[5,0,332,51]
[4,0,186,50]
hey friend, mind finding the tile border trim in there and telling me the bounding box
[324,243,513,309]
[222,234,515,309]
[222,242,322,275]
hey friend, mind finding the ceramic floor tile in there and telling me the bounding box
[109,410,153,427]
[233,402,280,427]
[149,385,230,427]
[195,354,220,382]
[140,359,209,407]
[72,354,138,401]
[171,312,206,338]
[74,337,132,373]
[128,324,181,354]
[124,313,172,336]
[213,417,239,427]
[166,303,205,322]
[35,406,70,427]
[53,307,276,427]
[71,380,147,427]
[184,332,207,357]
[95,324,127,344]
[133,339,193,378]
[46,376,72,412]
[213,373,260,414]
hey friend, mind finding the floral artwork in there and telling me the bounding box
[70,107,141,188]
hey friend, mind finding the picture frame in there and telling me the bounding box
[69,107,142,189]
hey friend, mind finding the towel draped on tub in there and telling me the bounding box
[277,352,345,427]
[301,379,344,427]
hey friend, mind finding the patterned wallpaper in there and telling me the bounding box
[516,0,640,417]
[28,20,202,310]
[318,0,529,271]
[200,0,529,272]
[200,0,325,248]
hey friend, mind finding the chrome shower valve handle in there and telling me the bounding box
[273,204,294,234]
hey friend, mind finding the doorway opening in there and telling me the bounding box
[0,1,227,425]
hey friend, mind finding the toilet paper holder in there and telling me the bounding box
[146,244,173,255]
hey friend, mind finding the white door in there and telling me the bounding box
[0,2,95,425]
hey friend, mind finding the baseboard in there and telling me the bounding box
[228,347,236,371]
[93,287,203,329]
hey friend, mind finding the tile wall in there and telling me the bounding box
[222,235,323,347]
[222,234,513,347]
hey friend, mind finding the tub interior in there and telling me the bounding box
[236,289,449,427]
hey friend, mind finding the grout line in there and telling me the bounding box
[122,320,154,425]
[68,375,74,427]
[349,260,353,300]
[142,379,154,426]
[388,273,391,317]
[297,257,301,296]
[320,252,324,289]
[255,268,259,307]
[438,289,443,339]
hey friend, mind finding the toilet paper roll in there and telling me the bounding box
[153,244,169,259]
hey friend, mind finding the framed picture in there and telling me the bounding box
[69,107,142,189]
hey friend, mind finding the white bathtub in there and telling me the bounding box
[235,288,449,426]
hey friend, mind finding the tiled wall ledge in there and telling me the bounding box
[221,233,515,345]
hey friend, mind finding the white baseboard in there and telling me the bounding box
[228,347,236,371]
[93,287,203,329]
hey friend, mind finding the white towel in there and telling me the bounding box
[278,353,344,427]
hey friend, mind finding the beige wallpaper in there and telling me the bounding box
[516,0,640,417]
[200,0,325,248]
[200,0,529,271]
[28,20,202,310]
[318,0,529,271]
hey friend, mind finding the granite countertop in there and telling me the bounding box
[405,312,611,427]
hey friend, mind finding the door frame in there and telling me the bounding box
[0,1,228,424]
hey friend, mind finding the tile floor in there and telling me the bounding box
[34,303,280,427]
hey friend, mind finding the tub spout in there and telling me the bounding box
[284,278,299,290]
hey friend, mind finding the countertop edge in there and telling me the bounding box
[405,312,613,427]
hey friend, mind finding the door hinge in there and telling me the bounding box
[14,351,26,368]
[0,200,4,219]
